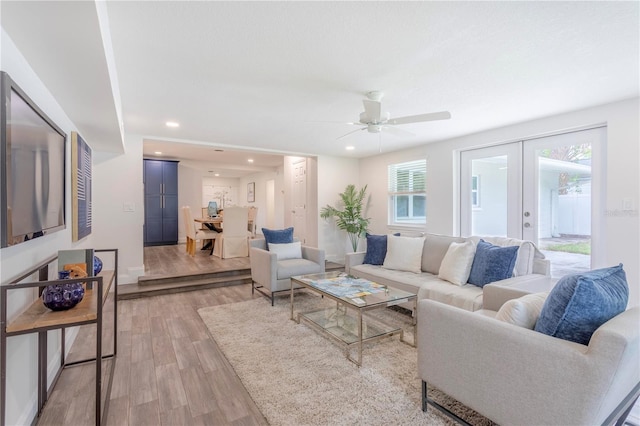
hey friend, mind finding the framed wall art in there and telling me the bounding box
[247,182,255,203]
[71,131,92,241]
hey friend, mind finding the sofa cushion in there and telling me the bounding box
[268,242,302,260]
[468,240,519,287]
[363,233,399,265]
[383,235,425,274]
[262,227,294,247]
[421,233,466,275]
[495,292,548,329]
[534,264,628,345]
[438,241,476,286]
[469,236,541,276]
[417,281,484,311]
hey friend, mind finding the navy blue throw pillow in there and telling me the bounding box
[467,240,519,287]
[534,264,628,345]
[363,234,388,265]
[363,233,400,265]
[262,227,294,249]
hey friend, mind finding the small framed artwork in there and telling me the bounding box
[247,182,255,203]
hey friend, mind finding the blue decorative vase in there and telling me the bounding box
[42,271,85,311]
[93,255,103,276]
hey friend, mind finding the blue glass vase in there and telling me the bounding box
[93,255,103,275]
[42,271,85,311]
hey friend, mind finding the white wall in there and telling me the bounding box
[93,137,145,283]
[316,155,360,262]
[359,98,640,307]
[238,169,283,237]
[177,164,204,243]
[0,29,101,425]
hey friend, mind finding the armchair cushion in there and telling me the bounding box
[534,264,628,345]
[269,242,302,260]
[468,240,519,287]
[495,292,548,329]
[262,227,294,247]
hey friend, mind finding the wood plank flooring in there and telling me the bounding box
[143,244,251,277]
[36,243,270,426]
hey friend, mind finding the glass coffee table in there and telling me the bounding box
[290,271,417,366]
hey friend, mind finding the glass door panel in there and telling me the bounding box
[460,143,521,237]
[523,127,605,277]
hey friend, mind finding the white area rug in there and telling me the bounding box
[198,293,492,426]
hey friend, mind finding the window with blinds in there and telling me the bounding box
[388,159,426,225]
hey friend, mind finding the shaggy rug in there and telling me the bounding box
[198,293,493,426]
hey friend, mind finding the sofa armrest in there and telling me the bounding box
[532,257,551,275]
[482,274,557,311]
[301,246,326,270]
[344,251,366,274]
[418,300,640,425]
[249,246,278,288]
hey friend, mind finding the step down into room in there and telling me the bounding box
[118,261,344,300]
[118,268,252,300]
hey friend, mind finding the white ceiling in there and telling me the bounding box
[2,1,638,174]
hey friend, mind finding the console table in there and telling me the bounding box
[0,248,118,426]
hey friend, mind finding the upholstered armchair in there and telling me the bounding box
[249,238,325,305]
[417,280,640,425]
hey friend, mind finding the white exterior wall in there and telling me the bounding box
[359,98,640,308]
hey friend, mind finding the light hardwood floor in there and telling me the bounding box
[37,245,268,426]
[143,243,251,277]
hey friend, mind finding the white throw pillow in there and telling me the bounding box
[382,235,425,274]
[495,292,549,329]
[268,242,302,260]
[438,241,476,285]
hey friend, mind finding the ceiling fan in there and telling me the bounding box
[337,91,451,140]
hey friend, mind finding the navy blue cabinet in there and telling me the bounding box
[144,159,179,246]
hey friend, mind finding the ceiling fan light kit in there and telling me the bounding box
[336,90,452,140]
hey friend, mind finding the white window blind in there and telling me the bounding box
[388,159,426,225]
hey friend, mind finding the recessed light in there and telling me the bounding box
[154,151,163,155]
[214,173,220,177]
[345,146,355,151]
[247,158,254,163]
[165,121,180,128]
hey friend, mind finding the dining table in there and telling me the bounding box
[193,216,255,251]
[194,216,223,251]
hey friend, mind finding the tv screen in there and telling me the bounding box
[1,71,66,248]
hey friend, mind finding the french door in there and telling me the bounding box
[460,126,605,277]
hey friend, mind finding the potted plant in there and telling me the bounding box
[320,184,370,252]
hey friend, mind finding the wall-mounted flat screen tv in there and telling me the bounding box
[1,71,66,248]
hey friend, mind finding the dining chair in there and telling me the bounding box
[212,206,249,258]
[182,206,219,256]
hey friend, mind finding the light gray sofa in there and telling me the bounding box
[345,233,551,311]
[418,284,640,425]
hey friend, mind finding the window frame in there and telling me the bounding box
[388,159,427,227]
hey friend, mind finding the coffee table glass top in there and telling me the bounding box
[291,271,415,308]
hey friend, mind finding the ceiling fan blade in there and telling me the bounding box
[387,111,451,125]
[362,99,381,123]
[336,127,366,140]
[382,126,415,138]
